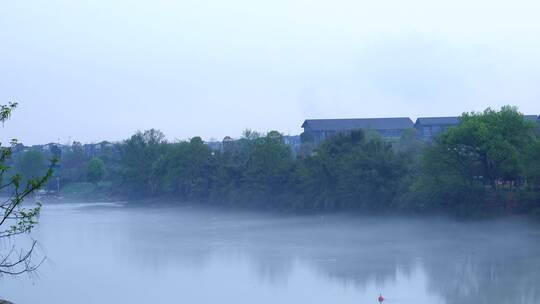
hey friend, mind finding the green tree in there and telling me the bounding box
[523,139,540,191]
[241,129,260,140]
[412,106,537,215]
[86,157,105,185]
[60,141,86,184]
[152,137,216,200]
[241,131,293,206]
[118,129,166,196]
[294,130,410,211]
[15,149,47,183]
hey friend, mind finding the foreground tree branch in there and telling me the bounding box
[0,102,55,277]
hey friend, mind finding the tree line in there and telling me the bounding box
[11,106,540,217]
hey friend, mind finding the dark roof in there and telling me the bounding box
[415,116,460,126]
[524,115,538,121]
[302,117,414,131]
[416,115,538,125]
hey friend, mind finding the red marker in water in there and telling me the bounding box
[378,294,385,303]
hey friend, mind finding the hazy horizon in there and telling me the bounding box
[2,0,540,145]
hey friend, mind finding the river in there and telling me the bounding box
[1,200,540,303]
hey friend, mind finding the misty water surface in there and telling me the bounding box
[1,200,540,304]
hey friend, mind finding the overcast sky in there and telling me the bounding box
[1,0,540,145]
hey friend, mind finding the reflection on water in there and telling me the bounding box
[1,201,539,304]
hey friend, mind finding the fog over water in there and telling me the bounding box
[1,201,540,303]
